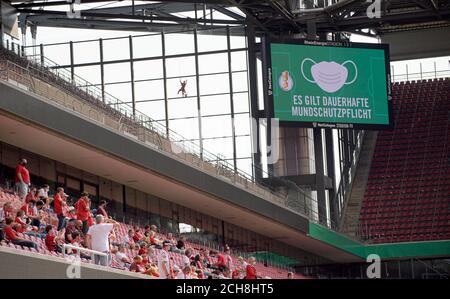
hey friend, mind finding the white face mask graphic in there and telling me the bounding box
[301,58,358,93]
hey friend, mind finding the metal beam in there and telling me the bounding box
[17,8,245,25]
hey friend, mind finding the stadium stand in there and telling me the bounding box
[0,185,299,279]
[359,78,450,243]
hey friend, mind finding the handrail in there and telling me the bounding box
[62,244,108,262]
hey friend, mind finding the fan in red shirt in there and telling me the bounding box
[25,187,38,203]
[3,217,38,249]
[53,187,67,231]
[14,210,27,233]
[75,192,91,234]
[133,227,143,242]
[245,257,258,279]
[45,225,63,252]
[130,255,146,273]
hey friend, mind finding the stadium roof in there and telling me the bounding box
[8,0,450,36]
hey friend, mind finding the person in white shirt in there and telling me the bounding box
[237,256,248,279]
[115,244,132,268]
[182,248,192,268]
[158,241,172,279]
[85,214,118,266]
[37,184,50,199]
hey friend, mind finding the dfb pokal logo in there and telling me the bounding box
[278,71,294,92]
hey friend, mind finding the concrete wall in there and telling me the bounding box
[0,246,149,279]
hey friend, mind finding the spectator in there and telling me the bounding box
[215,250,227,272]
[236,256,248,279]
[180,265,193,279]
[196,269,204,279]
[245,257,258,279]
[223,247,233,270]
[183,248,193,268]
[147,263,160,277]
[143,225,151,237]
[85,214,118,266]
[97,200,109,219]
[33,200,45,228]
[123,229,135,249]
[129,255,146,273]
[53,187,67,230]
[15,158,31,201]
[64,219,77,243]
[14,210,27,233]
[45,224,63,252]
[115,244,132,268]
[158,241,172,279]
[173,266,182,279]
[21,198,35,217]
[66,206,76,220]
[3,217,38,249]
[25,186,37,203]
[287,272,294,279]
[0,202,13,223]
[75,220,85,238]
[177,236,186,251]
[37,184,50,199]
[194,249,206,270]
[75,192,90,234]
[148,230,162,249]
[133,227,143,243]
[138,242,149,256]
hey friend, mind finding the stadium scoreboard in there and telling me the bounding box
[263,39,392,130]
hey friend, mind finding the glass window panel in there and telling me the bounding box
[236,158,253,176]
[202,115,232,138]
[168,97,198,119]
[103,37,130,61]
[165,32,195,55]
[231,51,247,72]
[166,56,196,78]
[203,138,234,160]
[197,30,227,52]
[104,62,131,83]
[167,76,197,98]
[104,83,132,103]
[233,92,250,113]
[73,40,99,64]
[234,113,251,135]
[230,33,246,49]
[135,80,165,101]
[236,136,251,158]
[201,94,231,116]
[132,34,162,58]
[198,53,228,75]
[136,100,166,121]
[44,44,70,66]
[134,60,163,81]
[168,118,199,141]
[199,73,229,95]
[232,72,248,92]
[74,66,101,85]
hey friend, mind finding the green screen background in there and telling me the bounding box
[271,43,389,125]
